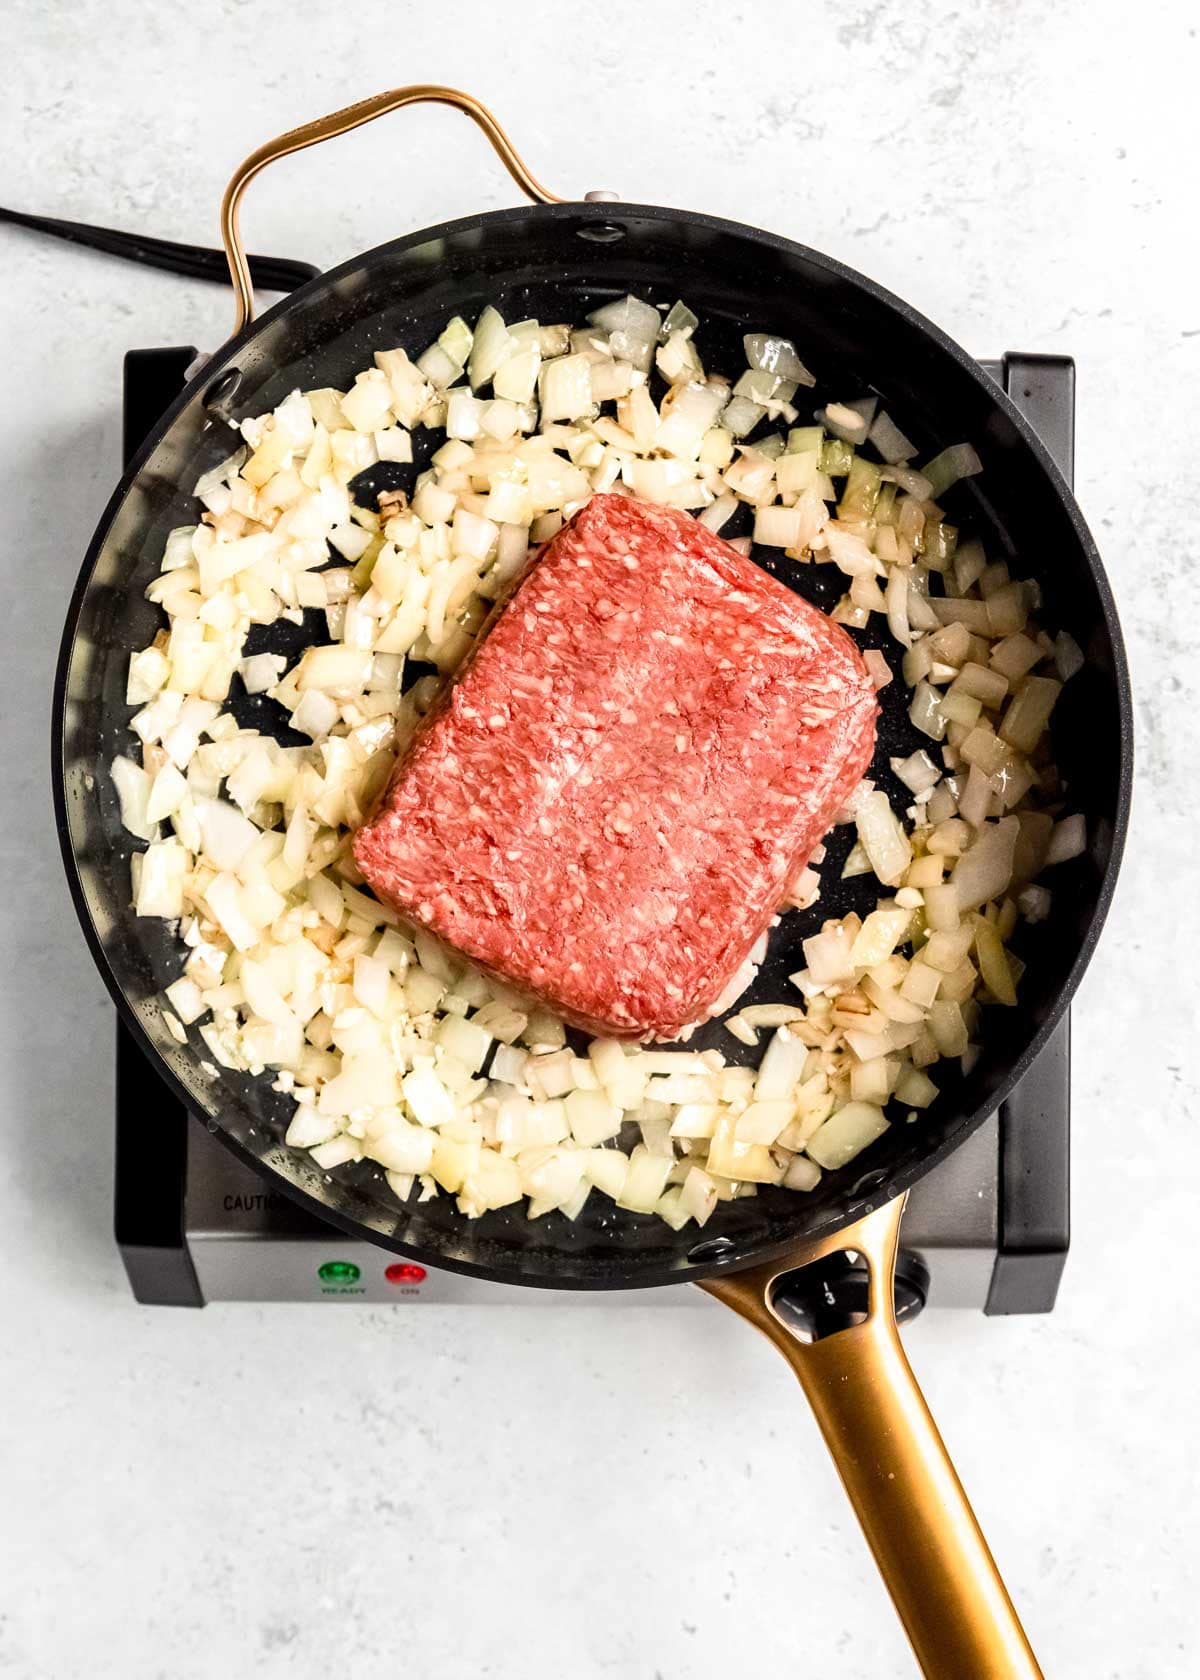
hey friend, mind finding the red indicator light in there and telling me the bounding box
[385,1262,427,1285]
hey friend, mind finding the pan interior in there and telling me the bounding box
[57,203,1128,1287]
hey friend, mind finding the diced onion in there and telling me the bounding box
[806,1102,887,1170]
[1017,884,1052,923]
[402,1065,456,1129]
[821,399,877,446]
[660,301,699,341]
[855,792,913,888]
[121,290,1075,1228]
[588,294,662,345]
[868,410,917,463]
[416,342,462,390]
[743,333,815,385]
[1054,631,1084,682]
[538,354,594,423]
[136,839,189,918]
[922,442,983,498]
[468,306,517,389]
[999,675,1061,754]
[1045,814,1086,866]
[909,680,947,742]
[885,565,911,648]
[891,750,941,794]
[753,505,806,548]
[783,1155,821,1191]
[111,757,158,842]
[240,653,286,694]
[753,1027,809,1100]
[721,394,766,438]
[951,818,1019,911]
[865,649,892,690]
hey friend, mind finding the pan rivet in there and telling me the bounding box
[687,1235,735,1264]
[203,367,243,412]
[584,190,620,202]
[577,220,627,244]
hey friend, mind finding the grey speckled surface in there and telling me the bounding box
[2,2,1197,1676]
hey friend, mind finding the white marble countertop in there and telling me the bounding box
[3,2,1196,1675]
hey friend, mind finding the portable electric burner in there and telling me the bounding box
[112,342,1073,1314]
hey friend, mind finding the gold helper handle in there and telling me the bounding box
[219,85,563,337]
[701,1194,1043,1679]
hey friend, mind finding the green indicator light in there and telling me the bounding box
[318,1260,361,1284]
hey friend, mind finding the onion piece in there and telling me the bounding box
[1054,631,1084,682]
[588,294,662,345]
[743,333,815,385]
[240,653,286,695]
[657,382,727,459]
[195,799,258,872]
[951,818,1019,911]
[868,410,917,463]
[1045,814,1086,866]
[880,464,934,500]
[136,839,189,918]
[698,494,738,534]
[909,680,948,742]
[538,354,594,423]
[616,1146,673,1212]
[999,675,1062,754]
[752,1027,809,1100]
[806,1101,887,1170]
[494,349,540,405]
[864,649,893,690]
[1017,884,1052,923]
[890,749,941,794]
[729,366,793,404]
[895,1068,938,1109]
[658,332,704,385]
[921,442,983,498]
[721,394,766,439]
[823,524,877,576]
[855,792,913,888]
[850,908,912,968]
[286,1107,344,1149]
[820,398,877,446]
[402,1065,456,1129]
[112,757,158,842]
[802,920,858,985]
[679,1165,718,1224]
[885,566,912,649]
[974,919,1017,1006]
[564,1089,621,1146]
[416,342,462,390]
[782,1155,821,1191]
[468,306,517,389]
[753,505,806,548]
[660,300,698,341]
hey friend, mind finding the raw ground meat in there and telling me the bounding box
[353,494,878,1038]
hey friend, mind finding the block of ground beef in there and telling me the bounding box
[353,493,877,1039]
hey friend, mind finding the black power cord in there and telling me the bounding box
[0,204,317,295]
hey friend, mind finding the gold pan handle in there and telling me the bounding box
[701,1195,1043,1679]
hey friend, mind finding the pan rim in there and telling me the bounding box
[52,197,1134,1290]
